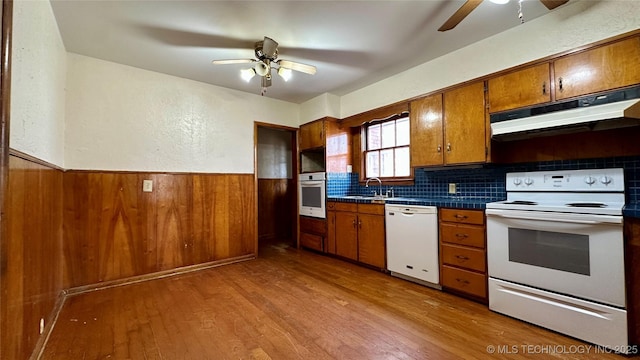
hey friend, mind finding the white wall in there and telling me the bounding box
[336,0,640,118]
[64,54,299,173]
[257,127,292,179]
[10,0,66,166]
[299,92,341,125]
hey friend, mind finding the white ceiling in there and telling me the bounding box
[50,0,561,104]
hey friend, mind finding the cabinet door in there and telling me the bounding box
[357,214,386,268]
[443,81,487,165]
[335,212,358,261]
[554,37,640,101]
[410,94,444,167]
[326,210,336,254]
[488,63,551,113]
[299,120,325,150]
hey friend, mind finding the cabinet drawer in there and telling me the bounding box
[441,265,487,299]
[300,232,323,252]
[327,201,336,211]
[441,244,486,272]
[440,223,485,248]
[440,208,484,225]
[299,217,327,236]
[357,203,385,215]
[335,202,358,212]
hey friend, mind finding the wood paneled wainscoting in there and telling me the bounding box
[63,171,256,288]
[257,178,294,243]
[2,154,64,360]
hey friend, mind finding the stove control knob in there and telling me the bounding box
[524,177,534,186]
[600,176,612,185]
[513,178,522,186]
[584,176,596,185]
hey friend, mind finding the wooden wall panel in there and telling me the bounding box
[63,171,256,288]
[2,155,63,360]
[257,179,293,242]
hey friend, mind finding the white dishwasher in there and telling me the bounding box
[385,204,440,288]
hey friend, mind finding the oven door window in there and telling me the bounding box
[508,228,590,276]
[301,186,322,208]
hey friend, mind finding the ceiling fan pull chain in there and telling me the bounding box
[518,0,525,23]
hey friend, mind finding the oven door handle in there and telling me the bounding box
[485,209,623,225]
[300,181,325,186]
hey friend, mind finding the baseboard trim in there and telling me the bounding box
[30,291,67,360]
[64,254,256,297]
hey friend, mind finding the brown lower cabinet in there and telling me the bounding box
[439,208,487,302]
[299,216,327,252]
[327,201,386,269]
[624,217,640,346]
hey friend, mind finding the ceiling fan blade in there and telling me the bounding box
[262,36,279,58]
[211,59,255,65]
[438,0,483,32]
[539,0,569,10]
[277,60,317,75]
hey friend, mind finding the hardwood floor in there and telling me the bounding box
[41,244,625,359]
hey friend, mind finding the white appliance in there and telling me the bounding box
[490,86,640,141]
[486,168,629,353]
[298,172,326,219]
[385,204,440,288]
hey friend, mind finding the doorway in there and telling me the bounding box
[255,123,297,250]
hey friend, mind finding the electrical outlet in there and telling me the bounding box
[142,180,153,192]
[448,183,456,194]
[39,318,45,334]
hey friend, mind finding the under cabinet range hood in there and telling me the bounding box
[491,86,640,141]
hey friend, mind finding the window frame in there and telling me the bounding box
[360,113,414,184]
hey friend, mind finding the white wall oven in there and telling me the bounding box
[486,168,630,353]
[299,172,326,219]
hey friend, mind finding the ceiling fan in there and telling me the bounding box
[438,0,569,32]
[212,36,317,95]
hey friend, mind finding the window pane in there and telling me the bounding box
[380,149,394,177]
[395,147,410,177]
[381,121,396,148]
[366,151,379,177]
[367,124,381,150]
[396,117,410,146]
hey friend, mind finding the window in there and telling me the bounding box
[364,116,410,179]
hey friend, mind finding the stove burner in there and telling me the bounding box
[504,200,538,205]
[566,202,607,208]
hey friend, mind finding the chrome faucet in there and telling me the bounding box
[365,177,383,197]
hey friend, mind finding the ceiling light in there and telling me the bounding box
[489,0,509,4]
[277,67,292,82]
[254,61,270,77]
[240,68,255,82]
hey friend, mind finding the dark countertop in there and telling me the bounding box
[623,203,640,218]
[327,196,504,210]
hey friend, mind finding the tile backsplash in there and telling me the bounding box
[327,155,640,204]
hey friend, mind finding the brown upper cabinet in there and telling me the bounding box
[299,119,326,150]
[410,93,443,167]
[488,63,552,113]
[488,35,640,114]
[554,36,640,101]
[410,81,486,167]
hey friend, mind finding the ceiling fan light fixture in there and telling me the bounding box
[240,68,256,82]
[277,67,292,82]
[489,0,510,4]
[254,61,270,77]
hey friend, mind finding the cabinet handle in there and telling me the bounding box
[558,77,563,92]
[455,233,468,239]
[454,214,467,220]
[446,143,451,152]
[455,255,470,260]
[542,81,546,95]
[437,145,442,153]
[456,278,470,285]
[358,220,362,229]
[352,219,357,228]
